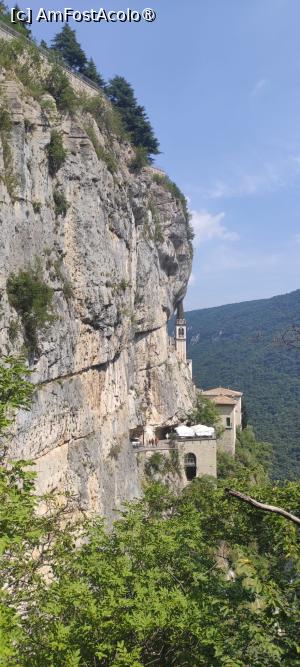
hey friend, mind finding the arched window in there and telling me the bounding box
[184,452,197,481]
[178,327,185,338]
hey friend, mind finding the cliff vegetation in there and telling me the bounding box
[0,357,299,666]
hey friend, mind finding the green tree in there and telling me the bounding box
[0,356,35,663]
[187,393,223,436]
[10,478,298,666]
[217,425,273,483]
[82,57,105,88]
[0,356,33,435]
[0,362,299,666]
[51,25,87,71]
[106,76,160,159]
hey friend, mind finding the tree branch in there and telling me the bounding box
[226,489,300,526]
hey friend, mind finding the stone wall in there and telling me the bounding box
[217,405,236,456]
[177,438,217,481]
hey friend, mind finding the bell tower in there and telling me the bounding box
[175,300,187,363]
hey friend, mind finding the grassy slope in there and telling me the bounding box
[184,290,300,479]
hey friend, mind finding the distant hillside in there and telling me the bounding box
[185,290,300,480]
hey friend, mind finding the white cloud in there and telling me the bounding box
[206,164,282,200]
[250,78,269,98]
[189,152,300,201]
[201,246,281,275]
[190,210,239,246]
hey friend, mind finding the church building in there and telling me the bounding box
[201,387,243,456]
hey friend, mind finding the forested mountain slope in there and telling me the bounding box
[185,290,300,479]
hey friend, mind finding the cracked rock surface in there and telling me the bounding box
[0,74,194,518]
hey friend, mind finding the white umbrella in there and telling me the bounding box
[193,424,215,437]
[175,425,195,438]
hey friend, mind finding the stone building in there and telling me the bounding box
[177,437,217,481]
[174,301,193,376]
[136,433,217,488]
[202,387,243,456]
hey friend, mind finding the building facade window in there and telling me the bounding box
[184,452,197,481]
[178,327,185,338]
[226,417,231,428]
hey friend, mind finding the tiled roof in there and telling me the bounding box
[202,387,243,397]
[209,396,237,406]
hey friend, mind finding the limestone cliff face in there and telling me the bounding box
[0,69,194,517]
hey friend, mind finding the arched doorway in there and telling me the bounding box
[184,453,197,481]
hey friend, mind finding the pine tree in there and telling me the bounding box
[82,57,105,88]
[106,76,160,159]
[51,25,87,71]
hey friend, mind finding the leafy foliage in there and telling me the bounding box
[183,289,300,479]
[129,146,149,172]
[0,356,33,436]
[0,103,17,199]
[145,450,181,480]
[1,473,299,666]
[217,425,273,484]
[187,393,223,436]
[84,123,117,173]
[45,64,77,112]
[7,264,54,355]
[0,369,299,665]
[47,130,67,176]
[82,94,127,139]
[0,105,11,132]
[152,173,189,220]
[53,188,69,218]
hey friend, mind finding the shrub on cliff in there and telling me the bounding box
[0,1,32,37]
[0,104,17,199]
[46,130,67,176]
[153,173,189,220]
[7,264,54,354]
[53,188,69,218]
[82,94,127,141]
[45,64,77,112]
[84,123,117,174]
[129,146,149,172]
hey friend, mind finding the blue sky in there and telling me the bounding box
[23,0,300,309]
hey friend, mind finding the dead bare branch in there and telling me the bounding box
[226,489,300,526]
